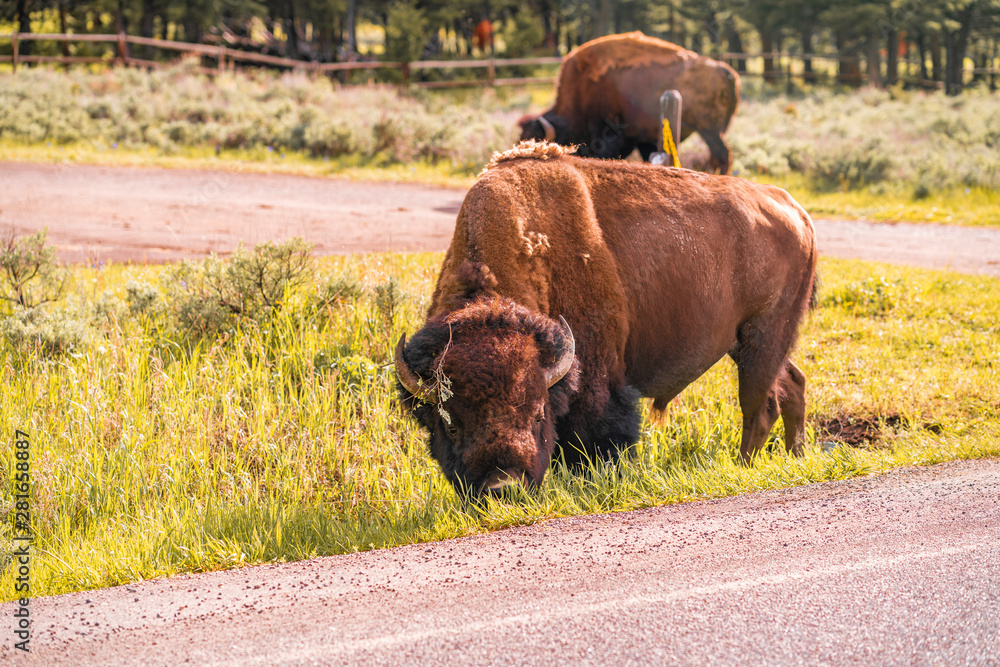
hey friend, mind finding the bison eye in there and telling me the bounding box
[534,411,544,424]
[446,424,459,439]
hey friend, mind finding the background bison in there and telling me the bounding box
[396,141,816,497]
[519,32,741,173]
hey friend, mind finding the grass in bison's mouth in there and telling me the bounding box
[1,253,998,601]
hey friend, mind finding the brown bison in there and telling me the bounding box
[518,32,740,173]
[396,141,816,497]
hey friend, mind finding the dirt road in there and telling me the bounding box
[2,162,999,275]
[3,458,997,665]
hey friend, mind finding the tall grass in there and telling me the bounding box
[1,248,998,600]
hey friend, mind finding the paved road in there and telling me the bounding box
[3,458,998,665]
[2,161,999,275]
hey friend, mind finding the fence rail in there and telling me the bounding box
[2,32,997,90]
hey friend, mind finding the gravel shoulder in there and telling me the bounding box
[2,458,997,665]
[2,161,999,276]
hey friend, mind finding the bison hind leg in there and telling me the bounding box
[778,361,807,456]
[698,129,732,175]
[557,384,641,469]
[732,357,808,465]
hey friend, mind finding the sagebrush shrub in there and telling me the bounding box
[1,305,89,355]
[0,67,520,167]
[0,228,68,309]
[160,238,314,338]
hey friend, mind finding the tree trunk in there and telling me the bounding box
[946,4,975,95]
[930,32,942,82]
[116,0,128,33]
[286,1,300,59]
[762,32,777,84]
[865,36,883,87]
[726,17,745,72]
[345,0,357,56]
[16,0,32,57]
[554,12,563,55]
[886,28,898,85]
[58,0,70,60]
[140,0,156,38]
[139,0,160,59]
[836,31,862,87]
[801,26,814,81]
[539,0,555,53]
[992,37,998,92]
[596,0,613,37]
[917,32,929,81]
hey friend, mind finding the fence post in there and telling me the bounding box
[488,57,495,86]
[217,46,225,72]
[11,33,18,72]
[402,62,410,86]
[117,32,128,66]
[650,90,682,167]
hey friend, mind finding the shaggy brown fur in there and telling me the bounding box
[518,32,741,173]
[398,142,816,496]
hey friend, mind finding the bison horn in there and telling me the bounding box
[395,334,434,401]
[543,316,575,389]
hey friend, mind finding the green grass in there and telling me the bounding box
[0,139,476,189]
[2,253,998,601]
[751,172,1000,227]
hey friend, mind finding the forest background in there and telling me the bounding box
[3,0,1000,94]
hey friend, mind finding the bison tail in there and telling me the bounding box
[725,67,740,129]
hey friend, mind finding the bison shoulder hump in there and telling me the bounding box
[480,140,576,175]
[568,32,695,81]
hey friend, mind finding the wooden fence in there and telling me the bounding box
[1,31,996,90]
[0,32,563,87]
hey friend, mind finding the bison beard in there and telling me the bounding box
[397,141,817,498]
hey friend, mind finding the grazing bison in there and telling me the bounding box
[396,141,816,497]
[518,32,740,173]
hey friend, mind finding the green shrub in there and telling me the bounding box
[161,238,314,338]
[0,68,521,169]
[725,89,1000,195]
[809,139,895,190]
[125,279,161,316]
[1,228,68,309]
[1,305,89,355]
[313,274,363,309]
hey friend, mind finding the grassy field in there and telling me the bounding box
[1,67,999,226]
[1,238,998,601]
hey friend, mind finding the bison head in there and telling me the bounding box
[517,112,568,144]
[396,298,578,498]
